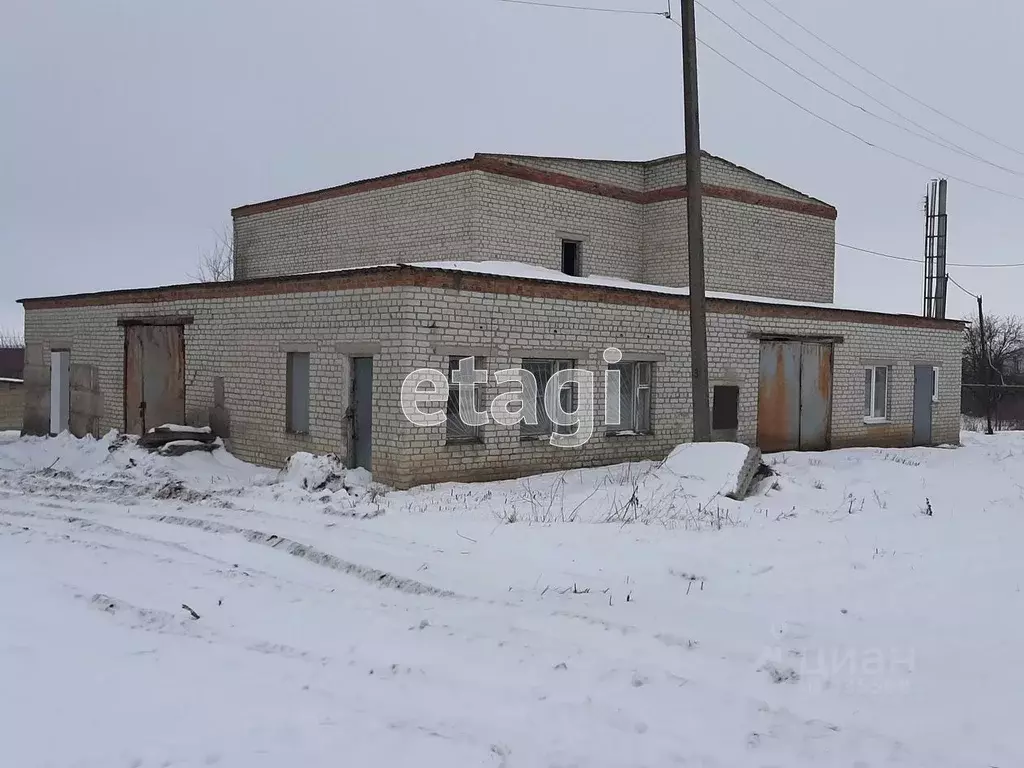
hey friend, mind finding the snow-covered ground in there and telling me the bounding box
[1,430,1022,767]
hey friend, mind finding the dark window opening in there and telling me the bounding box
[286,352,310,434]
[712,385,739,431]
[561,240,581,276]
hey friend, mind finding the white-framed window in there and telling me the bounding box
[932,366,939,403]
[863,365,889,421]
[446,356,485,443]
[607,361,652,435]
[520,358,575,438]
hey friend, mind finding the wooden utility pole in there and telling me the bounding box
[977,295,994,435]
[681,0,712,441]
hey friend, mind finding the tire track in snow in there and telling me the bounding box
[7,493,709,668]
[150,514,461,599]
[0,506,290,587]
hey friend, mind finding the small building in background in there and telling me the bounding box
[0,346,25,432]
[18,153,963,486]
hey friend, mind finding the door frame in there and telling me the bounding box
[122,321,187,434]
[756,338,835,452]
[911,364,935,446]
[348,356,373,471]
[49,349,71,436]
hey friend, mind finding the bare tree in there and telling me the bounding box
[963,314,1024,431]
[962,314,1024,385]
[189,226,234,283]
[0,327,24,348]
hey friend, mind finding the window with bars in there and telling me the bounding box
[864,365,890,420]
[520,358,575,438]
[607,361,652,435]
[446,356,485,442]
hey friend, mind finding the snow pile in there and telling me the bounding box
[147,424,213,434]
[278,452,375,496]
[395,442,757,527]
[0,430,271,493]
[654,441,755,498]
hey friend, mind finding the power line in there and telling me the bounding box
[947,274,979,299]
[837,243,921,264]
[838,242,1024,269]
[500,2,1024,204]
[680,25,1024,203]
[716,0,1022,175]
[693,1,1024,179]
[495,0,667,15]
[751,0,1024,160]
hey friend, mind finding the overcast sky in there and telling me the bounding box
[3,0,1022,333]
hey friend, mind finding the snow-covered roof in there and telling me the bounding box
[19,259,965,326]
[404,260,841,311]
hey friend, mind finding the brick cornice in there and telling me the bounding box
[643,184,837,220]
[20,265,961,331]
[231,157,838,221]
[472,157,646,203]
[231,159,478,218]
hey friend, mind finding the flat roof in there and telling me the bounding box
[19,261,963,331]
[230,152,837,221]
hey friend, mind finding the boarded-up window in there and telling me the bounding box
[447,356,485,442]
[286,352,310,433]
[712,385,739,430]
[607,361,652,435]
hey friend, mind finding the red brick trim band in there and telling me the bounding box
[19,265,961,331]
[231,158,839,221]
[231,159,478,218]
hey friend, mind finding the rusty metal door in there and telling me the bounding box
[798,342,832,450]
[124,325,185,434]
[757,341,802,452]
[757,341,833,452]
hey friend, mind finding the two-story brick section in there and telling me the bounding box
[19,152,963,487]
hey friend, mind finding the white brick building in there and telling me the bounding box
[19,153,962,487]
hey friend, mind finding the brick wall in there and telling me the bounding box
[474,173,644,281]
[641,197,835,302]
[233,154,836,302]
[482,155,646,190]
[23,289,412,481]
[0,381,22,431]
[388,287,959,486]
[646,154,817,202]
[234,172,477,280]
[23,274,961,488]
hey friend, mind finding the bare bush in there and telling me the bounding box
[189,226,234,283]
[0,328,23,348]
